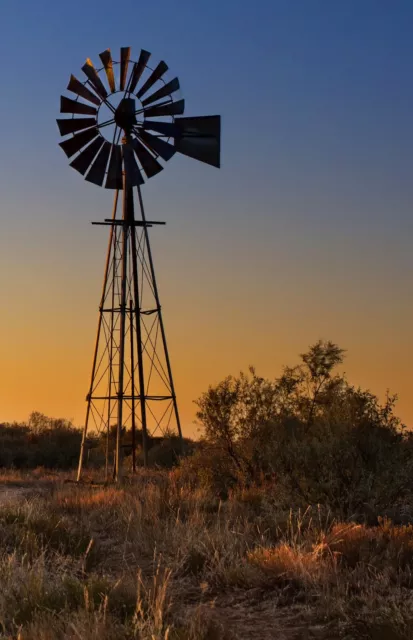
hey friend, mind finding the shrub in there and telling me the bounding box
[183,341,410,519]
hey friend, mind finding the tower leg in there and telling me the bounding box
[105,223,118,482]
[130,299,137,473]
[136,186,183,448]
[129,191,149,466]
[77,191,119,482]
[114,185,130,482]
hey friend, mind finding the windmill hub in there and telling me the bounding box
[115,98,137,133]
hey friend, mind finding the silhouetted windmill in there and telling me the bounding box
[57,46,221,481]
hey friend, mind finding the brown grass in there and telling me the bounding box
[0,471,413,638]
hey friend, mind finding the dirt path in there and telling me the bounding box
[0,485,37,505]
[184,590,338,639]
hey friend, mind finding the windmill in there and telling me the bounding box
[57,46,221,481]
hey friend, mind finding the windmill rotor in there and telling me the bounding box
[57,46,221,188]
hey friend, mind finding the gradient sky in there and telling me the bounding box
[0,1,412,433]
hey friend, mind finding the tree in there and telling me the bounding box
[299,340,345,428]
[191,341,408,514]
[195,340,345,451]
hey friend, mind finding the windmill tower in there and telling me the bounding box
[57,47,221,481]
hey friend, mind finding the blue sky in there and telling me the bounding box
[0,1,412,428]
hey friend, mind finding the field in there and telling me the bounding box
[1,469,413,639]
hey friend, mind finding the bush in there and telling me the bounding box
[179,341,411,519]
[147,435,192,468]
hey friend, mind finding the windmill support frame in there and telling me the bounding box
[77,183,182,482]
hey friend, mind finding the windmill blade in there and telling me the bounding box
[106,144,123,189]
[120,46,131,91]
[142,120,177,137]
[138,129,176,162]
[85,141,112,186]
[143,99,185,119]
[67,75,100,106]
[175,115,221,168]
[59,127,99,158]
[82,58,108,100]
[129,49,151,93]
[60,96,97,116]
[132,138,163,178]
[99,49,116,93]
[122,143,144,187]
[57,117,96,136]
[69,137,104,175]
[137,61,168,99]
[141,77,180,107]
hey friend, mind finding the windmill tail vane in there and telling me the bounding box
[57,46,221,481]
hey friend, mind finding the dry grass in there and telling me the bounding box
[0,472,413,638]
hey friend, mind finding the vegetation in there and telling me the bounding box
[0,470,413,638]
[0,341,412,638]
[0,413,191,472]
[0,414,82,470]
[181,341,411,522]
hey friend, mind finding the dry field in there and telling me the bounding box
[1,470,413,639]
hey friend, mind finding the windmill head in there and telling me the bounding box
[57,46,221,189]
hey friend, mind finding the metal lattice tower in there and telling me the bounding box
[57,46,220,480]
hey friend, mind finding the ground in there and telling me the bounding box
[0,470,412,639]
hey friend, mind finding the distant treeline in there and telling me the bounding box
[0,412,191,470]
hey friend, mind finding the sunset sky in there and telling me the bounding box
[0,1,412,433]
